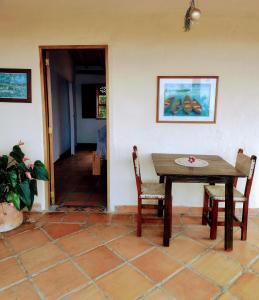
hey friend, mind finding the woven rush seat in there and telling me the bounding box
[205,185,246,202]
[140,183,165,199]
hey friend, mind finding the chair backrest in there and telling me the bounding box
[235,148,257,200]
[132,145,142,195]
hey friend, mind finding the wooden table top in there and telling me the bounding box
[152,153,245,177]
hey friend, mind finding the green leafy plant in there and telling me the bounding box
[0,142,48,211]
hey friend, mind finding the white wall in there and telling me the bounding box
[75,74,106,144]
[49,51,73,162]
[0,0,259,210]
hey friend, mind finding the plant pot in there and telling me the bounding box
[0,202,23,232]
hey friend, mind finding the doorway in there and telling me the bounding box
[40,46,109,211]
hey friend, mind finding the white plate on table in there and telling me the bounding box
[175,157,209,168]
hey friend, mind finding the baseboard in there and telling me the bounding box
[76,143,97,151]
[115,205,259,216]
[54,149,72,164]
[22,202,42,212]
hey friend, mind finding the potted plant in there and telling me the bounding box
[0,142,48,232]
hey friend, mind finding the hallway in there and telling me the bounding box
[54,150,106,211]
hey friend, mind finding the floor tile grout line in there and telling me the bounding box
[29,279,45,300]
[1,230,74,258]
[188,255,244,295]
[1,215,259,299]
[0,278,28,293]
[57,282,92,300]
[131,235,243,298]
[49,230,113,300]
[130,261,186,299]
[63,229,155,261]
[60,223,258,300]
[83,225,136,246]
[137,286,177,300]
[65,260,114,300]
[106,240,156,263]
[83,220,246,299]
[136,285,172,300]
[103,240,190,299]
[1,227,77,297]
[221,259,259,299]
[0,223,138,294]
[0,237,45,299]
[12,244,46,300]
[24,257,71,279]
[0,254,19,263]
[39,224,86,243]
[59,228,160,300]
[165,247,223,289]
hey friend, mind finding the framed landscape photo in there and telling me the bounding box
[0,69,31,103]
[156,76,218,123]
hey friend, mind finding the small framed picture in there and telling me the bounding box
[156,76,218,123]
[0,68,31,103]
[96,85,107,119]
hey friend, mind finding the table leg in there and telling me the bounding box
[225,177,234,251]
[163,176,172,247]
[158,176,165,217]
[169,193,172,238]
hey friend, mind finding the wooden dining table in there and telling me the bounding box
[152,153,246,251]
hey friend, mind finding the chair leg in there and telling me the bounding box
[202,190,209,225]
[210,200,218,240]
[158,200,164,217]
[241,202,249,241]
[169,198,172,238]
[137,197,142,237]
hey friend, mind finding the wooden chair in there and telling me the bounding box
[202,149,257,240]
[132,145,165,237]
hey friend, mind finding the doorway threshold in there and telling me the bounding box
[49,204,106,213]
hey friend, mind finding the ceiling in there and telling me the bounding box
[97,0,259,17]
[0,0,259,18]
[69,49,105,75]
[69,49,105,68]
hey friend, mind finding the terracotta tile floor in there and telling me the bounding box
[54,150,106,210]
[0,211,259,299]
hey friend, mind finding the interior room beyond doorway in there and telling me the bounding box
[42,47,107,211]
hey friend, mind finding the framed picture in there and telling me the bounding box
[96,85,106,119]
[156,76,218,123]
[0,68,31,103]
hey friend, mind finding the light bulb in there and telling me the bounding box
[190,8,201,21]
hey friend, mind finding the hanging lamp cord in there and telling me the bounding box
[184,0,195,32]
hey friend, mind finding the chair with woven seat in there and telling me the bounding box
[202,149,257,240]
[132,145,165,237]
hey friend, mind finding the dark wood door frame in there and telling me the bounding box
[39,45,109,209]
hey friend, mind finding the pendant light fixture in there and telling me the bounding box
[184,0,201,31]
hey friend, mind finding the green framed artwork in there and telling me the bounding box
[156,76,218,123]
[0,69,31,103]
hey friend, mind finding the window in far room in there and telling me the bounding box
[81,84,106,119]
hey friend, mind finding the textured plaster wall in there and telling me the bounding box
[0,1,259,210]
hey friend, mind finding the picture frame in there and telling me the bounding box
[96,85,107,119]
[0,68,31,103]
[156,76,218,123]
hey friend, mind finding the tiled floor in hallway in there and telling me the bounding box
[1,211,259,299]
[54,150,106,210]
